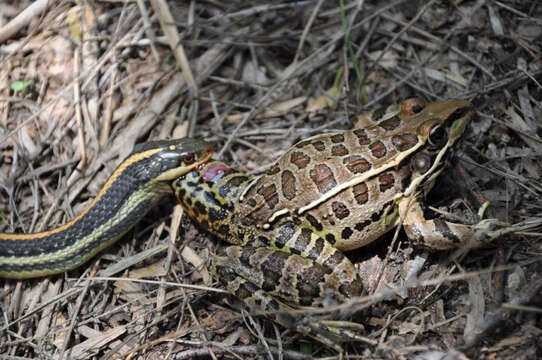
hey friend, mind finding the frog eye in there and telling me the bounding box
[403,98,426,116]
[428,125,447,146]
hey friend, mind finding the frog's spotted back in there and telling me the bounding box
[236,98,473,251]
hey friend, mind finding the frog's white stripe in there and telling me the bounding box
[296,139,425,216]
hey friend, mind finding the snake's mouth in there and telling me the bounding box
[155,147,214,182]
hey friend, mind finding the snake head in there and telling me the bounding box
[130,138,214,183]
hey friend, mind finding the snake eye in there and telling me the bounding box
[403,98,426,116]
[428,125,447,146]
[183,154,195,164]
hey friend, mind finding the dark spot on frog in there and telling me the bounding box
[220,175,248,198]
[330,134,345,143]
[369,140,387,158]
[378,116,401,130]
[218,224,230,235]
[355,220,371,231]
[290,151,311,169]
[331,144,349,156]
[343,155,371,174]
[281,170,297,200]
[309,164,337,194]
[311,140,326,152]
[176,187,186,198]
[370,200,394,222]
[372,106,387,122]
[341,227,353,239]
[352,183,369,205]
[258,236,271,247]
[194,201,207,216]
[294,228,312,250]
[392,133,418,152]
[434,219,461,243]
[267,164,281,175]
[353,129,371,145]
[295,139,311,149]
[311,237,325,258]
[331,201,350,219]
[261,257,285,291]
[305,214,323,231]
[378,172,395,192]
[258,184,279,209]
[209,207,227,222]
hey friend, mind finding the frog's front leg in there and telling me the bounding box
[398,197,535,250]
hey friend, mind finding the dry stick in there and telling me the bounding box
[150,0,199,137]
[463,67,542,99]
[6,22,140,232]
[1,287,83,332]
[150,0,197,90]
[462,277,542,349]
[358,8,508,108]
[149,0,200,137]
[73,50,87,171]
[172,343,313,360]
[100,69,117,147]
[164,204,187,357]
[36,51,88,232]
[136,0,160,63]
[0,60,11,127]
[217,41,337,159]
[293,0,326,64]
[379,12,498,82]
[58,271,95,360]
[215,2,393,158]
[9,279,48,356]
[0,0,49,43]
[362,0,439,89]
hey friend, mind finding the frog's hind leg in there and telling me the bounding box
[212,246,371,351]
[213,245,353,307]
[252,221,363,300]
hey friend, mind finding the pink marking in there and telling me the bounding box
[202,163,230,183]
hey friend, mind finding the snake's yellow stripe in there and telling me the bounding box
[0,138,213,279]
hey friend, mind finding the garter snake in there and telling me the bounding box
[0,138,213,279]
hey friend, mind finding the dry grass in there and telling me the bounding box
[0,1,541,359]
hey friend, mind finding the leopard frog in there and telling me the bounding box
[172,98,503,346]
